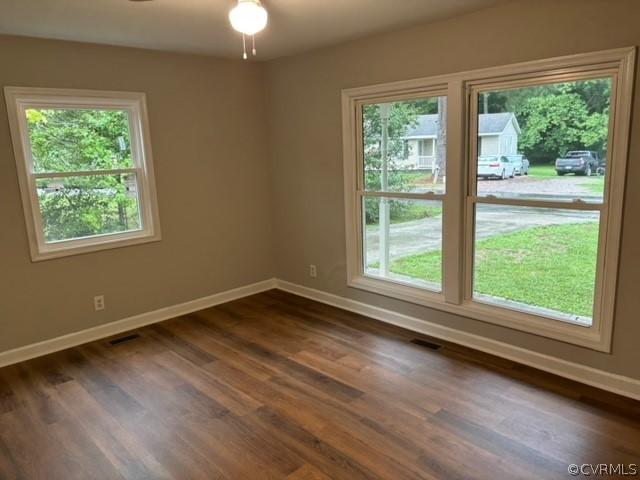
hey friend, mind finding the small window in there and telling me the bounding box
[5,87,161,261]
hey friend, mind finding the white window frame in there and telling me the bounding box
[342,47,635,352]
[355,87,449,302]
[5,87,161,261]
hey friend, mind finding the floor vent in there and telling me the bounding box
[109,333,141,346]
[411,338,443,351]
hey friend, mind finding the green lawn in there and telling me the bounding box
[396,171,446,193]
[399,172,431,184]
[583,178,605,194]
[528,164,559,178]
[390,203,442,224]
[366,199,442,225]
[390,223,598,317]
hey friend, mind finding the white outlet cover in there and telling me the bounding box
[94,296,105,311]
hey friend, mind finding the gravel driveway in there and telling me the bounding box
[477,174,603,200]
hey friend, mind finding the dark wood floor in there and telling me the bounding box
[0,290,638,480]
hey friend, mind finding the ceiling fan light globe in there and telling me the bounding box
[229,0,268,35]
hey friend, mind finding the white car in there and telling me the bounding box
[506,154,530,176]
[477,155,516,180]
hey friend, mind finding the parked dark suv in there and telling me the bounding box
[555,151,601,176]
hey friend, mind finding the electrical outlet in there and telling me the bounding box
[94,295,105,311]
[309,264,317,278]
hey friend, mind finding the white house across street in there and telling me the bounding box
[400,112,521,170]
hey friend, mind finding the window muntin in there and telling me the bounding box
[359,96,447,294]
[5,88,160,260]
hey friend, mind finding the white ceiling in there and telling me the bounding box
[0,0,507,60]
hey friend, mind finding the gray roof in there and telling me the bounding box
[405,112,518,138]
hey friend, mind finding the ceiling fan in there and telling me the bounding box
[127,0,268,59]
[229,0,268,59]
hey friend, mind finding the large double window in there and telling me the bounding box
[342,48,634,351]
[5,87,161,261]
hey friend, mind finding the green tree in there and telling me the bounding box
[481,78,611,164]
[363,101,426,190]
[517,93,586,162]
[572,78,611,114]
[517,91,609,163]
[26,109,140,242]
[363,99,438,223]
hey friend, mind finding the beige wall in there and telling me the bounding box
[265,0,640,380]
[2,0,639,382]
[0,35,274,352]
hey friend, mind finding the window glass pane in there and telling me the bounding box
[363,97,447,194]
[363,197,442,291]
[476,78,611,204]
[473,204,600,325]
[25,108,134,173]
[36,173,142,243]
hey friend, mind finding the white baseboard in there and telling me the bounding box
[0,278,278,368]
[275,280,640,401]
[2,276,638,402]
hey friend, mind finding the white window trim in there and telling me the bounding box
[342,47,635,352]
[356,87,448,301]
[4,87,161,261]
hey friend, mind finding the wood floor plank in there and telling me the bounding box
[287,463,334,480]
[0,290,638,479]
[0,374,22,416]
[429,409,568,480]
[250,406,384,480]
[52,380,173,480]
[192,315,365,403]
[0,407,80,479]
[153,349,263,416]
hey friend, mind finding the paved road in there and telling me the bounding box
[365,205,599,264]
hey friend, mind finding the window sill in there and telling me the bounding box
[348,274,610,352]
[30,230,161,262]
